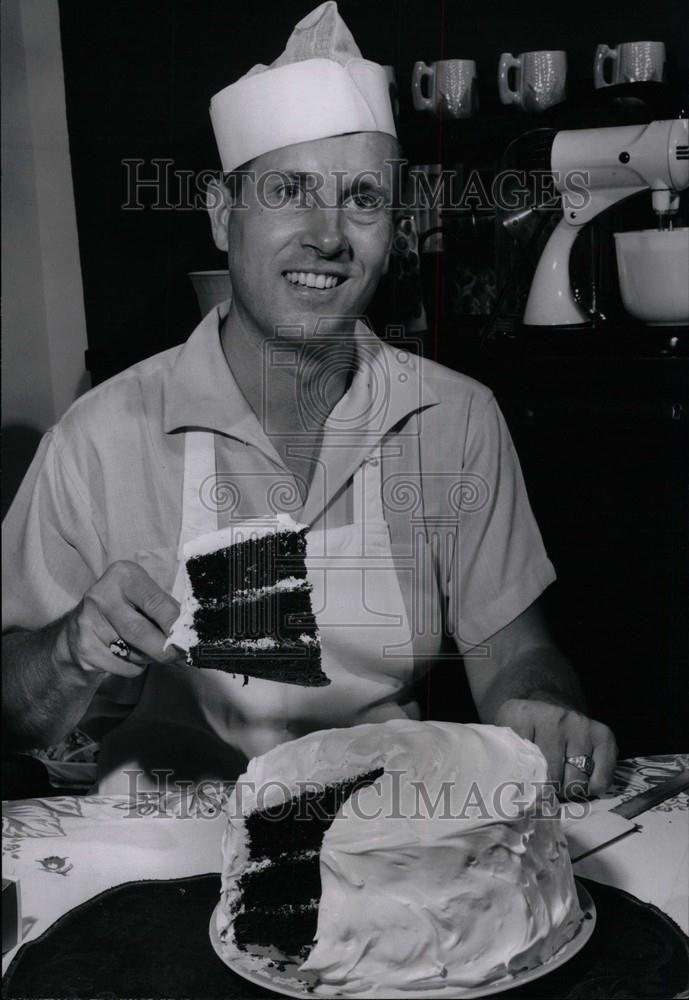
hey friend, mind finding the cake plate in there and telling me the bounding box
[209,880,596,999]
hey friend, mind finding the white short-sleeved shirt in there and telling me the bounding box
[2,303,556,730]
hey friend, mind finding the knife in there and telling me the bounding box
[566,767,689,864]
[609,767,689,819]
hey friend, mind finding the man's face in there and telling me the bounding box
[217,132,397,340]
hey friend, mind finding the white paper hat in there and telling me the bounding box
[210,2,396,172]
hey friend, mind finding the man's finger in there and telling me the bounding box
[108,610,178,666]
[107,641,149,668]
[562,748,593,800]
[590,723,618,796]
[533,705,573,790]
[111,561,181,634]
[533,722,567,790]
[560,711,594,799]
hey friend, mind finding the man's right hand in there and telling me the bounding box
[53,561,185,678]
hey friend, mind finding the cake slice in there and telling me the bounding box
[167,514,330,687]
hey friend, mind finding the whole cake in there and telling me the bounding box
[215,720,583,995]
[167,514,329,686]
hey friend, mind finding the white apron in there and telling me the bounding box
[97,430,415,792]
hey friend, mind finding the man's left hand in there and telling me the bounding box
[494,698,618,799]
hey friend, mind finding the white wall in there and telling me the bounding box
[2,0,89,434]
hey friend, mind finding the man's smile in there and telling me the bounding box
[282,270,347,290]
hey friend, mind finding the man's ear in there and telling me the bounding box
[206,176,231,251]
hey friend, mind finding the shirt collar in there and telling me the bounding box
[299,329,440,524]
[163,300,439,455]
[326,325,440,438]
[163,301,249,435]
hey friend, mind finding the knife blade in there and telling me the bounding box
[566,767,689,864]
[610,767,689,819]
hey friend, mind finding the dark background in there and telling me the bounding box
[56,0,689,369]
[54,0,688,756]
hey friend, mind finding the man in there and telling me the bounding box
[2,3,616,794]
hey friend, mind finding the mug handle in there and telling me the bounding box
[498,53,521,106]
[412,61,434,112]
[594,44,617,89]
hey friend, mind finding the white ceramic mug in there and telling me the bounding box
[498,51,567,112]
[412,59,478,118]
[594,41,666,88]
[382,65,400,120]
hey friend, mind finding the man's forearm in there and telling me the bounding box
[474,643,586,724]
[2,620,103,751]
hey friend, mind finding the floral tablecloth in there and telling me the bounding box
[3,754,688,976]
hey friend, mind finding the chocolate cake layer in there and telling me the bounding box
[187,530,308,602]
[233,769,385,956]
[237,853,320,907]
[233,901,318,957]
[190,641,329,686]
[192,586,318,641]
[245,769,384,861]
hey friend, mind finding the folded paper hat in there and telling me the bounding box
[210,1,396,172]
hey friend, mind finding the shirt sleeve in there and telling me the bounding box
[446,394,556,652]
[2,428,105,633]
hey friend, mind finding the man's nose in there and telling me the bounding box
[300,207,350,259]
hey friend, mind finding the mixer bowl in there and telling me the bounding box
[614,228,689,326]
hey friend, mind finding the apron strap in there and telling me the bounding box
[180,430,219,545]
[353,443,385,524]
[171,429,219,603]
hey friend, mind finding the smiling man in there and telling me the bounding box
[2,2,616,796]
[207,131,399,501]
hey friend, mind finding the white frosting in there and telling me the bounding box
[217,721,582,995]
[234,576,309,598]
[166,514,308,652]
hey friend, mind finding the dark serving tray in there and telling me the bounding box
[3,874,688,999]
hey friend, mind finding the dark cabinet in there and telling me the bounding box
[428,326,689,755]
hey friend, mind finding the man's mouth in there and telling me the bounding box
[282,271,346,290]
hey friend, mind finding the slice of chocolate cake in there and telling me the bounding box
[167,514,329,686]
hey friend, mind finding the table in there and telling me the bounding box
[3,754,688,988]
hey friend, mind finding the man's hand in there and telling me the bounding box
[3,561,186,751]
[54,560,185,678]
[495,698,617,799]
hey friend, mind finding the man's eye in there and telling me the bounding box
[279,182,302,199]
[345,192,383,211]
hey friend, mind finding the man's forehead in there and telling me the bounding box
[248,132,398,177]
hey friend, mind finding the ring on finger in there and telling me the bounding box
[564,753,594,777]
[109,637,132,660]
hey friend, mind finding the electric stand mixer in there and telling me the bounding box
[523,118,689,326]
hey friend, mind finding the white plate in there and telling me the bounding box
[209,880,596,999]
